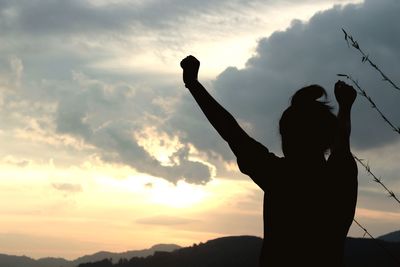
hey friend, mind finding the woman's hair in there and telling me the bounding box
[279,85,337,156]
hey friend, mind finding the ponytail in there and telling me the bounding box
[291,84,327,107]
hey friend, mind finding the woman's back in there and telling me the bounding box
[253,152,358,266]
[180,55,358,267]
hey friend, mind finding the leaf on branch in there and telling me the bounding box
[362,55,369,63]
[342,28,348,40]
[342,29,350,47]
[342,28,347,36]
[366,164,371,172]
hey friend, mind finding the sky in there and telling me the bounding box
[0,0,399,260]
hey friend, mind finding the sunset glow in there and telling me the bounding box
[0,0,399,261]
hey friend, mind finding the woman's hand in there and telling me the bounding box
[180,55,200,85]
[335,80,357,109]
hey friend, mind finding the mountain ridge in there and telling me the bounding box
[0,243,181,267]
[378,230,400,242]
[73,244,181,265]
[1,231,400,267]
[78,235,400,267]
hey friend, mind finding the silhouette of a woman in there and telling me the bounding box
[181,55,358,266]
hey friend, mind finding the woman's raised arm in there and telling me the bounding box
[180,55,250,151]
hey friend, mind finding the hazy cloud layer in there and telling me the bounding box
[0,0,234,35]
[0,232,101,258]
[136,215,198,226]
[0,0,356,35]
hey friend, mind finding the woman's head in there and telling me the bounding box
[279,85,337,158]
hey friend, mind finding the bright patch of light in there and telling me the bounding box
[93,174,208,209]
[149,180,208,208]
[134,127,184,166]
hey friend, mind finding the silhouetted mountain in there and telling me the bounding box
[0,244,180,267]
[378,230,400,242]
[0,254,72,267]
[78,236,400,267]
[0,254,39,267]
[345,237,400,266]
[2,235,400,267]
[73,244,181,265]
[37,257,71,267]
[78,236,262,267]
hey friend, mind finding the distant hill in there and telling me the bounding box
[0,244,180,267]
[78,236,400,267]
[78,236,262,267]
[2,234,400,267]
[345,237,400,267]
[37,257,72,267]
[0,254,40,267]
[378,230,400,242]
[73,244,181,265]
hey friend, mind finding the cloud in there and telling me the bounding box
[1,0,398,186]
[54,72,212,184]
[1,155,30,167]
[0,0,269,36]
[52,183,83,193]
[0,56,22,93]
[202,0,400,155]
[0,49,213,184]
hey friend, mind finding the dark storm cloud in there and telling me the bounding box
[198,0,400,157]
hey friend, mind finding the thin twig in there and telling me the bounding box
[353,218,400,265]
[340,28,400,266]
[342,28,400,91]
[353,155,400,205]
[337,74,400,135]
